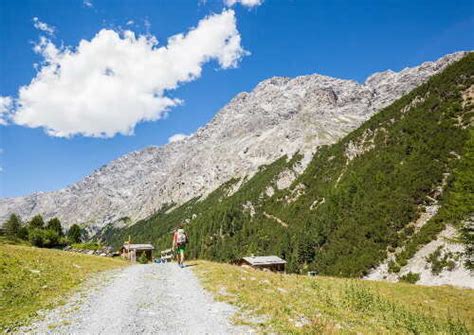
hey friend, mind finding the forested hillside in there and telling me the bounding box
[103,53,473,277]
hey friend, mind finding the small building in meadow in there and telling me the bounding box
[238,255,287,272]
[120,243,154,263]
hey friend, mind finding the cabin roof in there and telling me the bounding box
[122,243,154,251]
[242,256,287,266]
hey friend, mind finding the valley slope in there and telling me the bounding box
[0,52,467,233]
[104,53,474,285]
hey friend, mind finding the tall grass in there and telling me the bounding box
[0,243,126,331]
[194,260,473,334]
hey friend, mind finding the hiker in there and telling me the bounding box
[172,224,189,268]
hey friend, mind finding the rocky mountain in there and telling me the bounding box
[0,52,468,233]
[104,52,473,286]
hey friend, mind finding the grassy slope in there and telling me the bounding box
[104,53,474,277]
[194,261,473,334]
[0,243,126,331]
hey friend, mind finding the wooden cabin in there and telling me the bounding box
[237,255,287,272]
[120,243,154,262]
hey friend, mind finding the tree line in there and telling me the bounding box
[2,213,85,248]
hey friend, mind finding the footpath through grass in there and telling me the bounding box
[0,243,127,332]
[194,261,473,334]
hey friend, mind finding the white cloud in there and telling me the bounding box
[0,96,13,125]
[12,10,247,138]
[83,0,93,8]
[33,17,55,35]
[126,20,134,26]
[168,133,190,143]
[225,0,263,8]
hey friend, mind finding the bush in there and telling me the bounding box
[138,252,148,264]
[388,260,401,273]
[17,227,29,240]
[28,229,44,247]
[59,236,69,246]
[28,229,62,248]
[404,225,415,236]
[42,230,60,248]
[71,242,101,250]
[400,272,420,284]
[426,246,458,275]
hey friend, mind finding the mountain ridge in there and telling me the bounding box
[0,51,468,233]
[103,52,473,286]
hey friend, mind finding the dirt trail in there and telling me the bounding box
[18,263,253,335]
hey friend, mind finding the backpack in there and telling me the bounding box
[176,229,187,245]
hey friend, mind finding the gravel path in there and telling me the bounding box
[18,263,253,335]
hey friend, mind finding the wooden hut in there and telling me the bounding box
[120,243,154,262]
[238,256,286,272]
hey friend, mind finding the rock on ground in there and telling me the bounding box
[17,263,253,335]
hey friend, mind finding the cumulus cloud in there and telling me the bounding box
[225,0,263,8]
[0,96,13,125]
[33,17,55,35]
[12,10,247,138]
[168,133,190,143]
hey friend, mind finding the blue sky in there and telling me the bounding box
[0,0,473,198]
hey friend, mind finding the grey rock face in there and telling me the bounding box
[0,52,467,233]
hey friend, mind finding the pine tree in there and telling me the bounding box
[29,214,45,230]
[46,217,64,237]
[67,224,82,243]
[4,214,21,237]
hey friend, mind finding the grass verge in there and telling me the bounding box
[0,243,127,332]
[193,260,473,334]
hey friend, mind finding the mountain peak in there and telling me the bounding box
[0,52,469,233]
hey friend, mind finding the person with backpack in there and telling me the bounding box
[172,224,189,268]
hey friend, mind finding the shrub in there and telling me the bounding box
[400,272,420,284]
[59,236,69,246]
[28,229,63,248]
[71,242,102,250]
[42,230,60,248]
[404,225,415,236]
[17,227,29,240]
[28,229,44,247]
[388,260,401,273]
[426,246,458,275]
[138,252,148,264]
